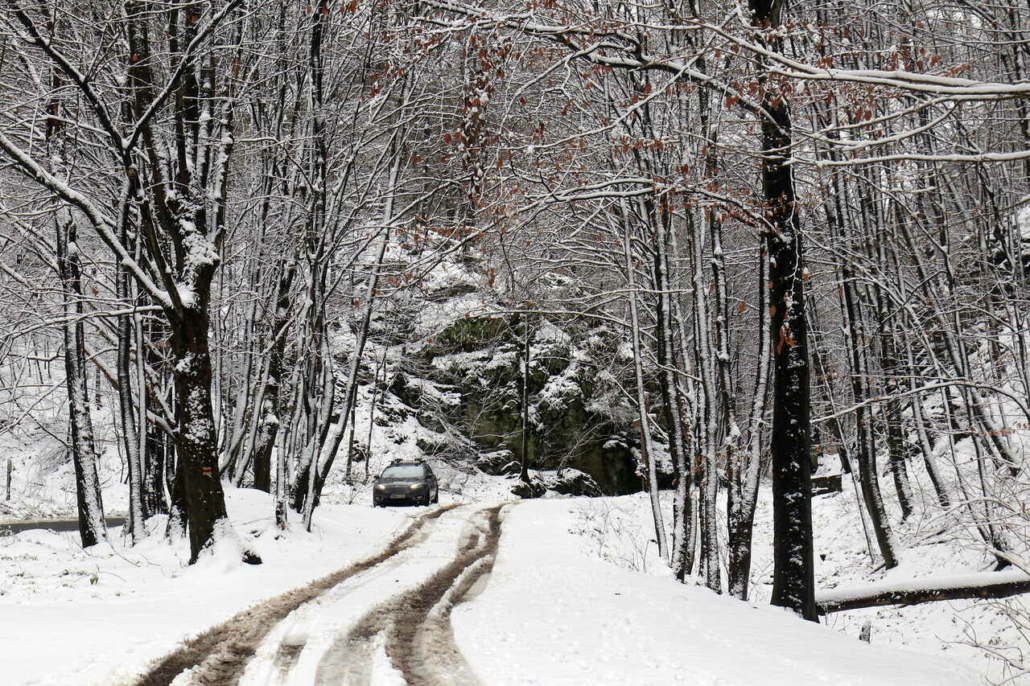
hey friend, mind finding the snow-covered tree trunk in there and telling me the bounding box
[727,247,771,601]
[251,259,295,494]
[172,307,237,563]
[115,185,146,544]
[656,220,692,580]
[127,0,250,563]
[749,0,817,621]
[623,217,667,561]
[290,0,338,524]
[685,207,720,593]
[39,18,106,548]
[672,286,699,580]
[57,219,107,549]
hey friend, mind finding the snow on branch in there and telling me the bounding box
[690,19,1030,100]
[6,0,126,155]
[817,570,1030,614]
[422,0,766,117]
[802,149,1030,167]
[0,131,172,309]
[125,0,247,151]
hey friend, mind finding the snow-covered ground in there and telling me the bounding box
[2,486,989,685]
[0,487,407,685]
[570,481,1028,684]
[454,498,977,685]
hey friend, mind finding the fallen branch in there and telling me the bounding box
[816,570,1030,614]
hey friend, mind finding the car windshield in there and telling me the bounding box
[380,465,424,480]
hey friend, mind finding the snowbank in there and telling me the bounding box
[0,486,407,685]
[452,498,980,685]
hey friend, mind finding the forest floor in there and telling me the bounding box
[1,486,980,686]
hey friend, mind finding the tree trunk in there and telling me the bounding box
[171,308,246,563]
[519,314,532,484]
[685,209,721,592]
[817,572,1030,614]
[871,265,914,522]
[623,219,667,561]
[656,221,692,580]
[670,257,699,580]
[750,0,817,621]
[252,259,295,493]
[42,4,105,550]
[116,196,146,544]
[838,260,899,568]
[57,219,107,549]
[727,246,771,600]
[903,336,950,508]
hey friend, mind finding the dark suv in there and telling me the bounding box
[373,461,439,507]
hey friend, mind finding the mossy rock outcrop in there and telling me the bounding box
[547,468,603,497]
[423,315,513,357]
[511,476,547,499]
[408,315,643,495]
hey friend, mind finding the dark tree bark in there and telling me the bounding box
[171,308,236,564]
[252,260,295,493]
[750,0,817,622]
[873,291,915,522]
[519,313,532,484]
[144,423,167,518]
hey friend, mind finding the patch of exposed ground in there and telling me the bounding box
[135,504,459,686]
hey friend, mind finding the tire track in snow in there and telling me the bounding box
[315,504,505,686]
[257,545,413,684]
[273,642,305,682]
[134,504,459,686]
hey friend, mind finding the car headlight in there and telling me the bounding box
[375,484,386,491]
[409,483,423,490]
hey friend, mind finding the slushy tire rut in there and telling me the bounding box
[134,504,458,686]
[317,504,505,686]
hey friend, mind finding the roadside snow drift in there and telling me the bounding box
[0,486,407,686]
[452,499,980,686]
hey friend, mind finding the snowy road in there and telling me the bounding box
[5,494,988,685]
[0,516,126,534]
[138,503,504,686]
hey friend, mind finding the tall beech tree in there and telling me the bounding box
[0,0,254,563]
[748,0,817,622]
